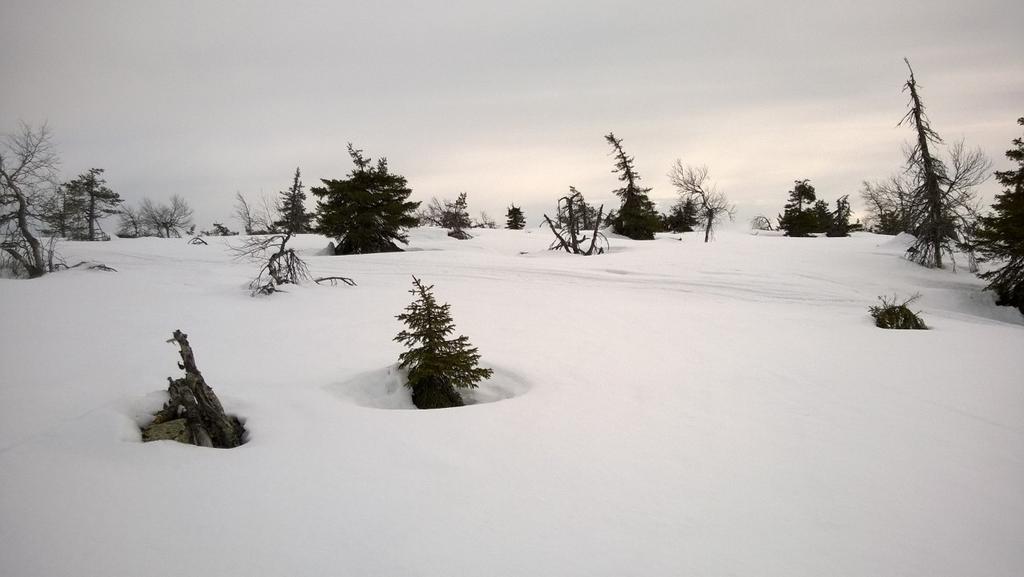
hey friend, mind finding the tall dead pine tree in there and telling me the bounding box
[901,58,951,268]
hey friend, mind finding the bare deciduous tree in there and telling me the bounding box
[943,140,990,223]
[233,191,255,234]
[860,175,916,235]
[750,215,774,231]
[418,192,473,238]
[140,195,194,238]
[117,204,145,238]
[257,192,281,233]
[0,123,59,278]
[668,160,735,242]
[472,211,497,229]
[233,191,281,235]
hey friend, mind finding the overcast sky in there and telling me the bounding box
[2,0,1022,229]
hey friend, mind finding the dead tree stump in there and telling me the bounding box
[146,330,245,448]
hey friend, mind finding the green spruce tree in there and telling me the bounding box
[62,168,121,240]
[312,144,420,254]
[827,195,854,237]
[664,196,699,232]
[605,133,660,240]
[811,199,832,233]
[780,179,818,237]
[41,180,86,239]
[450,192,472,232]
[275,167,314,234]
[394,276,493,409]
[974,117,1024,314]
[506,204,526,229]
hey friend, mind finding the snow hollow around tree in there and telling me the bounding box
[1,227,1022,576]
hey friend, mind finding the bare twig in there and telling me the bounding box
[314,276,357,286]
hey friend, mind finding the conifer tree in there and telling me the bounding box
[780,179,818,237]
[663,196,699,233]
[605,133,659,240]
[811,199,832,233]
[275,167,314,234]
[900,59,949,267]
[63,168,122,240]
[506,204,526,229]
[897,60,989,268]
[312,144,420,254]
[681,197,699,231]
[394,276,493,409]
[449,192,472,233]
[974,117,1024,314]
[827,195,854,237]
[40,181,86,239]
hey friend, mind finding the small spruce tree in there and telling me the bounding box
[974,117,1024,314]
[394,276,493,409]
[827,195,854,237]
[811,199,832,234]
[60,168,122,240]
[780,179,818,237]
[506,204,526,229]
[276,167,314,234]
[605,132,660,240]
[664,196,699,233]
[40,180,86,239]
[449,192,472,235]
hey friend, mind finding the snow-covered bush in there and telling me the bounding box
[869,294,928,329]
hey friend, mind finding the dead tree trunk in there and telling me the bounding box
[542,190,607,255]
[902,58,948,268]
[150,330,244,448]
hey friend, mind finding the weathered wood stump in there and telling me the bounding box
[143,330,245,448]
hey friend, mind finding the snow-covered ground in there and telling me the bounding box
[1,228,1022,576]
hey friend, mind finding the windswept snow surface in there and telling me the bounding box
[1,228,1022,576]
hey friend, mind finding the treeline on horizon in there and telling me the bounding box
[2,60,1022,312]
